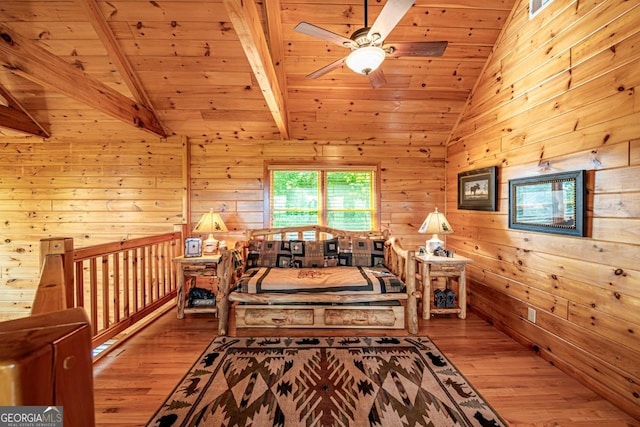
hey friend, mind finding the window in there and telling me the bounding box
[266,164,379,231]
[529,0,553,19]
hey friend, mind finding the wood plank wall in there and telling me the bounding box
[0,136,443,321]
[188,139,445,249]
[0,136,184,320]
[446,0,640,417]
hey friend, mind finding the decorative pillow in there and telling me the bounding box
[290,238,339,268]
[337,237,385,267]
[246,240,292,268]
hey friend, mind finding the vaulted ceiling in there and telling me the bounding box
[0,0,516,142]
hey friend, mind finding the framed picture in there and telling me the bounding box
[508,170,586,236]
[458,166,498,211]
[184,237,202,257]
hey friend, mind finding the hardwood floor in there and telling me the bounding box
[92,309,639,426]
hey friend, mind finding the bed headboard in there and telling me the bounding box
[245,225,390,241]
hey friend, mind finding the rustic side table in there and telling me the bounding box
[414,254,473,319]
[173,254,221,319]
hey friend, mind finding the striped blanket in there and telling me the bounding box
[235,266,406,295]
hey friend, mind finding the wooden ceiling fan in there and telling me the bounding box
[294,0,448,88]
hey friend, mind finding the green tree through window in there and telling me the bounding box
[269,166,377,231]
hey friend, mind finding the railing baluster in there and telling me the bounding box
[123,250,130,318]
[102,255,110,330]
[75,261,85,307]
[155,244,161,300]
[150,245,156,302]
[113,252,120,323]
[133,248,139,313]
[90,258,98,335]
[141,247,147,307]
[171,239,178,290]
[160,241,167,297]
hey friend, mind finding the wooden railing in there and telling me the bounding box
[35,228,184,348]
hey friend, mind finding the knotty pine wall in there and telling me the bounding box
[446,0,640,417]
[189,139,445,249]
[0,136,185,320]
[0,136,444,320]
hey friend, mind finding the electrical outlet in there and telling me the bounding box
[527,307,537,323]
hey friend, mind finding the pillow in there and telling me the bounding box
[337,237,385,267]
[246,240,293,268]
[290,238,339,268]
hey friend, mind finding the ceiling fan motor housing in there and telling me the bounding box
[348,27,381,48]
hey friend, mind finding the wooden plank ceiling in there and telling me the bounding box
[0,0,515,142]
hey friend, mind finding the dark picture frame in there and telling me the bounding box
[508,170,586,236]
[457,166,498,211]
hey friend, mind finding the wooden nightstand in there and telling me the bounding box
[173,254,221,319]
[414,254,473,319]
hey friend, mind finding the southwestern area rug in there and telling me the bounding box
[146,336,506,427]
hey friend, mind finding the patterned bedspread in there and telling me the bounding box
[235,266,406,295]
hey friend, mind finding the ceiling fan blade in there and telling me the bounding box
[367,0,415,43]
[294,22,356,48]
[386,41,448,57]
[306,56,347,79]
[368,68,386,88]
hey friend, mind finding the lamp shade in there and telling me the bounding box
[418,207,453,235]
[193,209,228,254]
[345,46,386,75]
[418,207,453,255]
[193,208,228,234]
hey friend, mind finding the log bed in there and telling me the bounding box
[216,225,417,336]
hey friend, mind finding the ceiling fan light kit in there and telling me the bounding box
[345,46,386,75]
[294,0,448,88]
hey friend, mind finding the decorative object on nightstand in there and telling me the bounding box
[434,288,456,308]
[188,287,216,307]
[193,208,228,254]
[184,237,202,258]
[418,207,454,255]
[434,288,448,308]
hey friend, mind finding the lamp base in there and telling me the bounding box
[426,234,444,255]
[203,234,219,254]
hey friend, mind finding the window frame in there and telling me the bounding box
[264,161,381,231]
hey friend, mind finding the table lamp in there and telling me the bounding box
[193,208,228,254]
[418,207,454,255]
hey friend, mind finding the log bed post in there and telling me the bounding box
[216,250,233,336]
[385,237,418,334]
[406,250,418,334]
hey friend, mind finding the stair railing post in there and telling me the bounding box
[38,237,75,311]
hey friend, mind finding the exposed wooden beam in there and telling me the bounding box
[223,0,289,139]
[264,0,289,126]
[0,23,166,138]
[0,84,50,137]
[79,0,166,135]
